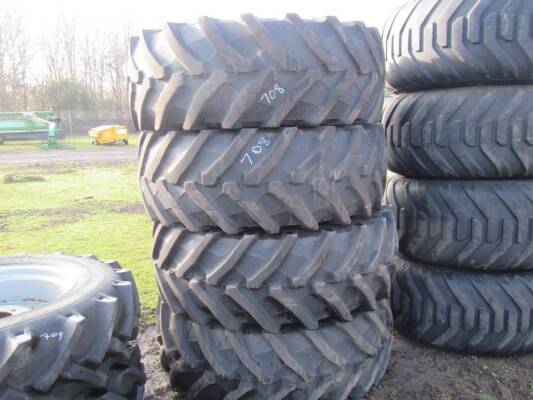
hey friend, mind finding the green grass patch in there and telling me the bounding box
[0,164,140,212]
[0,160,158,323]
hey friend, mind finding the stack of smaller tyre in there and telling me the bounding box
[383,0,533,355]
[130,14,398,398]
[0,254,145,399]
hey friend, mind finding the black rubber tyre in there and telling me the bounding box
[157,299,393,399]
[128,14,385,131]
[386,176,533,271]
[383,0,533,91]
[393,254,533,355]
[152,207,397,333]
[384,86,533,179]
[140,125,386,234]
[0,254,145,399]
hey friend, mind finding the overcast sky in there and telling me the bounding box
[5,0,407,33]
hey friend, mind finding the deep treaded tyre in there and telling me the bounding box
[140,125,386,234]
[393,255,533,355]
[0,254,145,399]
[152,208,397,332]
[157,299,393,399]
[128,14,385,131]
[383,0,533,91]
[386,176,533,271]
[384,86,533,179]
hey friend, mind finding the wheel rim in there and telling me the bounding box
[0,263,81,319]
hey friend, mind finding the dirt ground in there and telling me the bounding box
[139,325,533,400]
[0,147,137,165]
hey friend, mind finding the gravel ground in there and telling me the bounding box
[138,325,533,400]
[0,147,137,165]
[140,326,178,400]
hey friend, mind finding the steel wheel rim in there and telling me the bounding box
[0,263,82,319]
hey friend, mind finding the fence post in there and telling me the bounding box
[68,110,73,136]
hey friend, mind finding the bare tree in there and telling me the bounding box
[0,6,32,111]
[79,26,129,115]
[61,17,77,83]
[8,32,31,109]
[42,20,63,82]
[1,8,130,122]
[106,27,130,112]
[42,15,78,83]
[0,8,13,109]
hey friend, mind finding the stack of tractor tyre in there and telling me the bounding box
[130,14,398,399]
[383,0,533,355]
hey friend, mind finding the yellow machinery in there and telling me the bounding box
[88,125,129,145]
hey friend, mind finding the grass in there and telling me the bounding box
[0,134,139,153]
[0,159,157,324]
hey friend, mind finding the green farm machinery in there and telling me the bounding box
[0,111,72,149]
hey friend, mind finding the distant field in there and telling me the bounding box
[0,157,157,323]
[0,134,140,153]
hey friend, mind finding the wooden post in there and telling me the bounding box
[68,110,73,136]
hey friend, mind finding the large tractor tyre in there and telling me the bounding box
[383,0,533,91]
[152,207,397,333]
[139,125,386,234]
[0,254,145,399]
[157,299,393,400]
[386,176,533,271]
[128,14,385,131]
[393,255,533,355]
[384,86,533,179]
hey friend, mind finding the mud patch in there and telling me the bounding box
[0,200,145,230]
[3,175,46,184]
[367,333,532,400]
[14,205,94,229]
[109,202,145,214]
[41,214,94,229]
